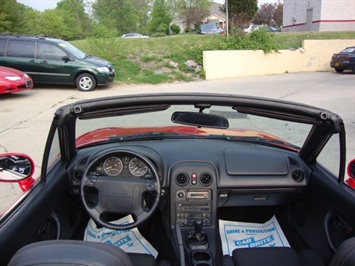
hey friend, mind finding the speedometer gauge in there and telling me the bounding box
[103,157,123,176]
[129,157,148,176]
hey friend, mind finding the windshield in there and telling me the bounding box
[201,24,217,31]
[76,105,312,150]
[58,41,86,59]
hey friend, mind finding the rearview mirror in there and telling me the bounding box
[172,111,229,129]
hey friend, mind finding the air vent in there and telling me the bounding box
[288,157,299,166]
[292,169,304,182]
[175,172,189,186]
[200,172,213,186]
[73,169,84,181]
[79,157,89,165]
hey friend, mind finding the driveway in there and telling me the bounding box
[0,72,354,210]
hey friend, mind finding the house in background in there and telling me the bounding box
[172,2,226,32]
[283,0,355,32]
[202,2,226,30]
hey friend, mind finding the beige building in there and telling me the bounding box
[283,0,355,32]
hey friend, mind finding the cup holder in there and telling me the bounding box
[191,251,213,266]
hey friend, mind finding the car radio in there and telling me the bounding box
[175,189,212,227]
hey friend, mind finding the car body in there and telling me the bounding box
[122,33,150,38]
[243,24,259,33]
[0,35,115,91]
[0,66,33,94]
[198,24,225,34]
[330,46,355,73]
[260,26,281,32]
[0,93,355,266]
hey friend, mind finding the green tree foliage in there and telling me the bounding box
[37,9,69,39]
[93,0,150,36]
[0,0,27,33]
[56,0,92,39]
[222,0,258,28]
[148,0,172,34]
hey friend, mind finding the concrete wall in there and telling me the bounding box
[203,39,355,80]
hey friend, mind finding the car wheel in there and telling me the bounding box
[75,73,96,91]
[335,68,344,73]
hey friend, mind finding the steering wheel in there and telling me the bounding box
[80,151,161,230]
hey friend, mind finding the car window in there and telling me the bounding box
[7,40,35,58]
[0,39,6,56]
[317,134,341,178]
[38,42,66,61]
[341,47,355,53]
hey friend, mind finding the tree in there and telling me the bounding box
[274,3,283,27]
[56,0,92,39]
[0,0,27,33]
[148,0,172,34]
[93,0,149,36]
[178,0,211,27]
[221,0,258,28]
[253,3,276,26]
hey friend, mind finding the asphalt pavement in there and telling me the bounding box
[0,72,354,210]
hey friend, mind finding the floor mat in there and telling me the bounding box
[83,215,158,258]
[219,215,290,256]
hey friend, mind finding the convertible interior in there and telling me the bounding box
[1,93,354,266]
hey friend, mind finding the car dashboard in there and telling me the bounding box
[67,138,310,230]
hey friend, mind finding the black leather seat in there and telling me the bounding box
[8,239,158,266]
[222,237,355,266]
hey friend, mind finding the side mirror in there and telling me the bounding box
[346,159,355,189]
[62,55,71,62]
[0,153,35,192]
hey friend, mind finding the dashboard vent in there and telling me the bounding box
[79,157,89,165]
[175,172,189,186]
[288,157,299,166]
[73,169,84,181]
[200,172,213,186]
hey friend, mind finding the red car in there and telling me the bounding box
[0,66,33,94]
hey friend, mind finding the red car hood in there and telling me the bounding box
[76,126,297,150]
[0,66,24,77]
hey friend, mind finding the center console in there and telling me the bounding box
[170,161,218,265]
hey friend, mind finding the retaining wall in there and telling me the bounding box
[203,39,355,80]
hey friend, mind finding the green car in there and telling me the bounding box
[0,35,115,91]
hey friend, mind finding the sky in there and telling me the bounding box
[17,0,280,12]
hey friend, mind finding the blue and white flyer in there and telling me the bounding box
[84,215,158,258]
[219,215,290,256]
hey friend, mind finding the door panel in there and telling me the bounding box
[0,164,81,265]
[289,164,355,263]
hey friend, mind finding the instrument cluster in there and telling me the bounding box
[89,153,153,178]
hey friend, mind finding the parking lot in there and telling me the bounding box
[0,71,354,210]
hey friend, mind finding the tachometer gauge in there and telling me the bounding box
[129,157,148,176]
[103,157,123,176]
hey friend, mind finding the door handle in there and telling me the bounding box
[40,60,48,64]
[29,59,35,63]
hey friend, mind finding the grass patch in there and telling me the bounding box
[71,31,355,85]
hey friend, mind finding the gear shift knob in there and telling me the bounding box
[194,219,203,235]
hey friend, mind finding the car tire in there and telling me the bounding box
[76,73,97,91]
[352,66,355,74]
[335,68,344,73]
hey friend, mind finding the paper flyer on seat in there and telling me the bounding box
[219,215,290,256]
[84,215,158,258]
